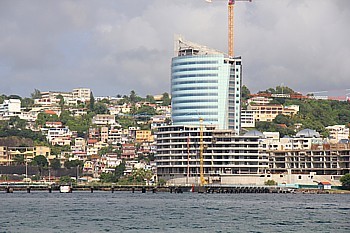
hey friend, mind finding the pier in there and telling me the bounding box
[0,183,296,194]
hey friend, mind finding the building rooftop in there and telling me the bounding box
[296,129,320,138]
[175,36,224,57]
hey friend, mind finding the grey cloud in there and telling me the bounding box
[0,0,349,98]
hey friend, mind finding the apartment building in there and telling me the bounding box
[0,99,21,117]
[247,104,299,122]
[121,143,136,160]
[155,125,269,181]
[44,127,72,144]
[240,110,255,128]
[247,96,272,105]
[326,125,350,143]
[135,130,153,143]
[100,126,109,143]
[92,114,116,125]
[0,146,50,165]
[72,88,91,102]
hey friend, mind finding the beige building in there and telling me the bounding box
[72,88,91,102]
[92,114,116,125]
[326,125,350,143]
[100,126,109,143]
[0,146,51,165]
[248,104,299,122]
[135,130,153,143]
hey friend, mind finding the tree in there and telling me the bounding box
[340,173,350,190]
[145,95,156,104]
[135,105,158,116]
[32,155,48,178]
[51,145,71,156]
[13,155,25,165]
[31,89,42,99]
[89,91,95,111]
[115,162,125,179]
[129,90,141,103]
[100,173,117,183]
[144,169,154,185]
[98,146,114,156]
[158,178,166,186]
[8,116,27,130]
[32,155,48,167]
[56,94,65,110]
[64,160,84,169]
[274,114,293,127]
[60,176,74,184]
[161,92,171,106]
[50,158,61,170]
[94,102,109,114]
[241,85,251,101]
[8,94,21,100]
[264,180,278,186]
[0,94,6,104]
[131,168,145,183]
[21,98,34,108]
[36,112,59,127]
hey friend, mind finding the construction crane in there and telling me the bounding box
[199,118,206,186]
[206,0,252,57]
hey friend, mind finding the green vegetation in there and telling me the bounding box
[32,155,48,167]
[251,86,350,137]
[161,92,171,106]
[64,160,84,169]
[50,158,61,170]
[36,112,59,127]
[30,89,42,99]
[59,176,75,184]
[0,120,46,144]
[93,102,109,114]
[264,180,278,186]
[115,168,154,185]
[158,178,166,186]
[98,162,126,183]
[13,155,25,165]
[59,110,94,138]
[51,145,71,156]
[100,172,117,183]
[340,174,350,190]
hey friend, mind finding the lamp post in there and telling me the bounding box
[76,165,79,183]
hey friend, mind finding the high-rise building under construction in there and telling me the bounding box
[171,37,242,134]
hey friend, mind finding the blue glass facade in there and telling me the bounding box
[171,53,242,133]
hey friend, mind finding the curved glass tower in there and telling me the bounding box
[171,37,242,134]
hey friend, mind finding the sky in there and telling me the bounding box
[0,0,349,98]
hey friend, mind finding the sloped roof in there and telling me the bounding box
[296,129,320,138]
[244,130,265,138]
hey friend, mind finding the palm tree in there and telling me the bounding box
[13,155,25,165]
[144,169,154,186]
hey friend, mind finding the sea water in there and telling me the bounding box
[1,191,349,233]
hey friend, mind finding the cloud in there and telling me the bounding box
[0,0,349,98]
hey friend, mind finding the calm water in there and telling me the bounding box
[1,191,349,233]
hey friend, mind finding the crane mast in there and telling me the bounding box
[199,118,206,186]
[228,0,251,57]
[207,0,251,57]
[228,0,234,57]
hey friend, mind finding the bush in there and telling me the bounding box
[264,180,277,186]
[340,173,350,190]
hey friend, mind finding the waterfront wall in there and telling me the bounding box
[166,174,342,186]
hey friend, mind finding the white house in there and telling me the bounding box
[0,99,21,117]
